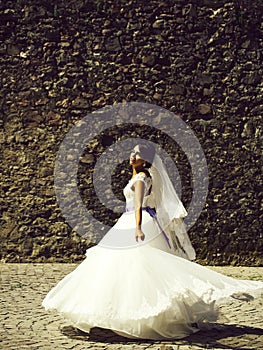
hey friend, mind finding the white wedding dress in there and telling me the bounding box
[42,173,263,340]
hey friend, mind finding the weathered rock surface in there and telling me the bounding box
[0,0,262,265]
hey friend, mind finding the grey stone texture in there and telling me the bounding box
[0,1,262,265]
[1,263,263,350]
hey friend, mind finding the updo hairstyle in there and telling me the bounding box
[138,143,156,169]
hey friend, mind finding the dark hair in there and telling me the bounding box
[137,143,155,168]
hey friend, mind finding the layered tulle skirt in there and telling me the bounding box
[42,212,263,339]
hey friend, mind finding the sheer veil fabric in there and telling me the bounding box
[147,154,196,260]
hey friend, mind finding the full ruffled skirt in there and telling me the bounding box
[42,240,263,340]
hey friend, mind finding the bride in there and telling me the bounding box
[42,143,263,340]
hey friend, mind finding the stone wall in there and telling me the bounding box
[0,0,262,265]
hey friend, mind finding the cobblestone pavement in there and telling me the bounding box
[1,263,262,350]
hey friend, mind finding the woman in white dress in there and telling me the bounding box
[42,143,263,340]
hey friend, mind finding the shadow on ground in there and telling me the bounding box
[61,323,263,349]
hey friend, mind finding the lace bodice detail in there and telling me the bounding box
[123,173,153,209]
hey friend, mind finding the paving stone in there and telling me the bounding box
[0,264,262,350]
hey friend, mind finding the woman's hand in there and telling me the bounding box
[135,227,145,242]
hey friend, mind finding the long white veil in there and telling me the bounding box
[148,154,196,260]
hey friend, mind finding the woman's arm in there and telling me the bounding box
[133,179,145,241]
